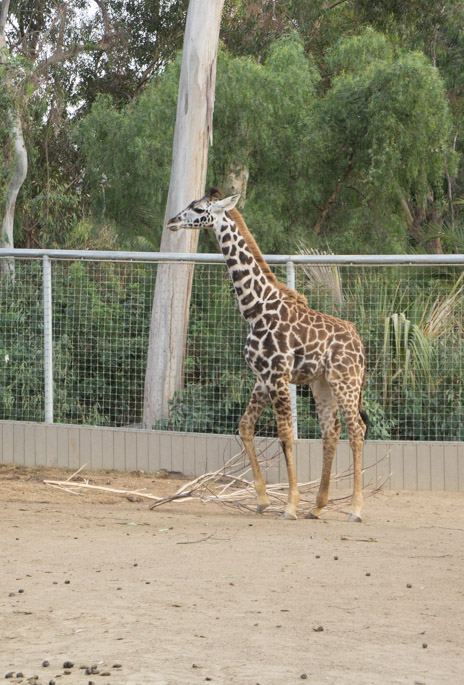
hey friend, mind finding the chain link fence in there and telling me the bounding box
[1,251,463,441]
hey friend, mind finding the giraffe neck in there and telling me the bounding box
[214,213,279,322]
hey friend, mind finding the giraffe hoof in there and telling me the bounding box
[256,502,270,514]
[280,511,297,520]
[304,511,320,520]
[348,513,362,523]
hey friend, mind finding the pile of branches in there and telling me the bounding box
[44,442,389,518]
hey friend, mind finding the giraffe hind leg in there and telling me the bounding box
[239,382,271,513]
[306,376,341,519]
[331,384,366,522]
[268,376,300,520]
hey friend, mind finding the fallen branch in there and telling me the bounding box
[43,479,163,502]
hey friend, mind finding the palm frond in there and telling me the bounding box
[297,243,344,308]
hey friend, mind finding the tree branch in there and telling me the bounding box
[311,0,350,38]
[35,0,112,76]
[35,35,112,77]
[35,1,74,57]
[326,0,350,10]
[135,55,162,95]
[93,0,111,36]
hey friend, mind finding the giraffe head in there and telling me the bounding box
[166,188,240,231]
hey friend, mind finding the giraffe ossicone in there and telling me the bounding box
[167,188,369,521]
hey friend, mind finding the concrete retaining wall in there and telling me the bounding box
[1,421,463,491]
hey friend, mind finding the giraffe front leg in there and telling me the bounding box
[239,382,271,514]
[269,377,300,520]
[279,434,299,520]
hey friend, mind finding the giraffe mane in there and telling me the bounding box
[228,207,307,306]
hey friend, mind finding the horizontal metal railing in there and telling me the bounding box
[1,248,464,265]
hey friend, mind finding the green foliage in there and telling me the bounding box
[74,57,180,247]
[308,29,456,250]
[76,28,456,254]
[0,264,45,419]
[155,273,256,433]
[3,0,464,253]
[77,35,321,252]
[355,269,464,440]
[0,261,152,425]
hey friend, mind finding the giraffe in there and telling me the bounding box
[167,188,369,521]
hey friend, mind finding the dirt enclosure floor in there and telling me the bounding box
[1,464,463,685]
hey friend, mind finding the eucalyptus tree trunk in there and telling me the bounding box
[0,113,27,278]
[0,0,27,279]
[142,0,224,428]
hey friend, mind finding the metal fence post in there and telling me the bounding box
[43,255,54,424]
[286,260,298,439]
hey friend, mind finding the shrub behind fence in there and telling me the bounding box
[1,251,463,441]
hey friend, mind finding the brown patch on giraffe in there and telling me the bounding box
[243,302,263,319]
[265,300,280,311]
[263,332,277,355]
[232,269,249,283]
[274,330,289,352]
[241,292,254,306]
[248,337,260,351]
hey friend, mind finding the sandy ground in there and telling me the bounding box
[1,463,463,685]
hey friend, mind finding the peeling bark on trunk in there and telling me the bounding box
[142,0,224,428]
[1,0,27,278]
[1,112,28,278]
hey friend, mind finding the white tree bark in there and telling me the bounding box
[142,0,224,427]
[1,0,28,278]
[0,0,9,44]
[0,113,28,277]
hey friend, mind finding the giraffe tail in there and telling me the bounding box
[359,368,370,437]
[359,409,370,437]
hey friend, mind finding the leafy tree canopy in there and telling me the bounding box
[3,0,464,253]
[76,29,456,254]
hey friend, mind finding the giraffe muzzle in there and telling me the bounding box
[166,218,182,232]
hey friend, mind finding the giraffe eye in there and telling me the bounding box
[192,207,204,214]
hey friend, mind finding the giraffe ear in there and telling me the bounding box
[214,194,240,212]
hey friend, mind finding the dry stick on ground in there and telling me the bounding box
[43,479,164,502]
[44,445,389,517]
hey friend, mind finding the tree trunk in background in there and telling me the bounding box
[226,165,249,208]
[142,0,224,428]
[314,155,353,235]
[0,0,28,279]
[0,113,28,278]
